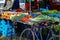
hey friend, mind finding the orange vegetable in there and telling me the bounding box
[26,15,32,19]
[7,13,11,15]
[22,17,28,22]
[2,15,6,19]
[6,15,10,19]
[1,14,10,19]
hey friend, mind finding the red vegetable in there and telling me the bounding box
[22,17,28,22]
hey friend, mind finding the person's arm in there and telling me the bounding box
[3,0,13,10]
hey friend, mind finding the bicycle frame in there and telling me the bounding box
[31,22,56,40]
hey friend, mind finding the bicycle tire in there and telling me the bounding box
[39,26,56,40]
[49,35,60,40]
[19,28,35,40]
[46,28,56,40]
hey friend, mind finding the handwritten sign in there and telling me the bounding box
[20,3,25,10]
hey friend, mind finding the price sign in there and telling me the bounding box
[20,3,25,10]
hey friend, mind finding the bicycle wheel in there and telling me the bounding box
[20,28,35,40]
[49,35,60,40]
[39,26,56,40]
[46,27,56,40]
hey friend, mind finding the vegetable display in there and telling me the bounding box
[32,14,60,22]
[41,10,58,14]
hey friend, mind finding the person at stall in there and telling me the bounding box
[3,0,13,10]
[12,0,26,12]
[43,0,50,9]
[12,0,20,10]
[4,0,25,12]
[4,0,19,10]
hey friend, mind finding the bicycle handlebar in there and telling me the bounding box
[38,20,59,26]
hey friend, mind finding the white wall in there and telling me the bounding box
[0,0,5,3]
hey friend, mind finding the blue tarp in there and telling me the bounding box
[48,14,60,18]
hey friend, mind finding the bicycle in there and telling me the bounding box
[49,35,60,40]
[19,20,58,40]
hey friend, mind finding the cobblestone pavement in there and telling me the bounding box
[0,36,20,40]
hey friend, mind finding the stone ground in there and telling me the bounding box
[0,36,20,40]
[0,35,60,40]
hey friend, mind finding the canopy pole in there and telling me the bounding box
[29,0,32,14]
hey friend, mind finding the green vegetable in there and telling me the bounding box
[10,14,25,21]
[41,10,59,14]
[33,14,60,22]
[54,25,60,32]
[33,14,52,22]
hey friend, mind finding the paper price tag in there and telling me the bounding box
[20,3,25,10]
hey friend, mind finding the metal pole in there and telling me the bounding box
[38,0,40,11]
[24,0,26,11]
[29,0,32,15]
